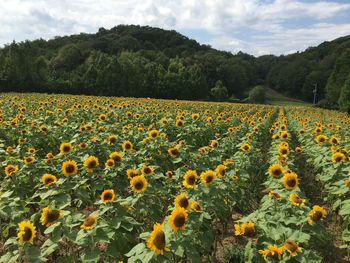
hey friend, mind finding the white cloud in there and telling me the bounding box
[0,0,349,55]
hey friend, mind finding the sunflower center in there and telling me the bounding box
[47,210,60,223]
[66,164,75,173]
[87,160,97,168]
[134,181,144,190]
[286,178,296,187]
[179,198,189,208]
[45,177,54,184]
[312,211,323,221]
[104,193,113,200]
[205,175,214,183]
[22,227,33,241]
[63,146,70,152]
[173,214,186,228]
[186,175,196,185]
[144,167,151,174]
[284,241,298,252]
[273,168,282,176]
[83,216,96,227]
[110,137,117,143]
[153,231,166,250]
[125,143,131,149]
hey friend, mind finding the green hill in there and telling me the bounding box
[0,25,349,111]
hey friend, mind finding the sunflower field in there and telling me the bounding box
[0,93,349,263]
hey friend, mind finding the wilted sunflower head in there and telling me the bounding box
[100,189,115,203]
[169,207,188,231]
[130,175,148,193]
[283,240,302,257]
[183,170,198,189]
[17,221,36,244]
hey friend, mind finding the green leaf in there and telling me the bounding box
[81,249,100,262]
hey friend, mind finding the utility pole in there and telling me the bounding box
[313,83,317,105]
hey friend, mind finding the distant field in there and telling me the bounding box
[265,87,312,106]
[0,93,349,263]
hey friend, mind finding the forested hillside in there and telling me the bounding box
[0,25,349,110]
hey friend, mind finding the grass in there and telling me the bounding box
[264,87,313,106]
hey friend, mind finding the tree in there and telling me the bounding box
[249,86,266,103]
[338,73,350,112]
[210,80,228,101]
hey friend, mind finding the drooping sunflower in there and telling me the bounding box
[17,220,36,244]
[149,129,159,139]
[81,214,97,230]
[83,156,99,172]
[42,174,57,187]
[240,143,251,153]
[147,223,169,255]
[215,164,226,177]
[141,165,154,175]
[174,192,190,209]
[191,201,201,212]
[5,164,18,176]
[268,191,282,200]
[283,240,302,257]
[168,147,180,157]
[109,151,123,162]
[234,221,255,237]
[183,170,198,189]
[122,140,133,151]
[307,205,327,225]
[130,176,148,193]
[59,142,72,155]
[62,160,78,176]
[332,152,346,163]
[169,207,188,231]
[258,244,283,260]
[127,168,140,179]
[101,189,115,203]
[201,170,216,186]
[268,164,284,177]
[40,207,64,227]
[289,193,305,206]
[281,172,299,190]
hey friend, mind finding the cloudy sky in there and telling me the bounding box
[0,0,350,56]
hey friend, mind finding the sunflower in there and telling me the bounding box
[191,201,201,212]
[281,172,299,190]
[332,152,346,163]
[289,193,305,206]
[174,192,190,209]
[130,176,148,193]
[78,142,88,149]
[268,164,283,177]
[23,156,36,165]
[166,171,173,178]
[141,165,154,175]
[234,221,255,237]
[316,134,328,144]
[62,160,78,176]
[168,147,180,157]
[183,170,198,189]
[258,244,283,260]
[215,164,226,177]
[280,131,289,139]
[175,119,184,127]
[83,156,99,172]
[308,205,327,225]
[17,221,36,244]
[109,151,123,162]
[149,129,159,139]
[329,136,340,145]
[191,113,199,120]
[169,207,188,231]
[283,240,302,257]
[105,159,115,169]
[223,159,234,166]
[268,191,282,200]
[278,146,289,156]
[295,146,302,154]
[81,214,97,230]
[127,168,140,179]
[59,142,72,155]
[240,143,251,153]
[147,223,169,255]
[201,170,216,186]
[5,164,18,176]
[40,207,64,227]
[42,174,57,187]
[122,140,133,151]
[101,189,115,203]
[210,140,218,148]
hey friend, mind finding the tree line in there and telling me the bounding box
[0,25,349,111]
